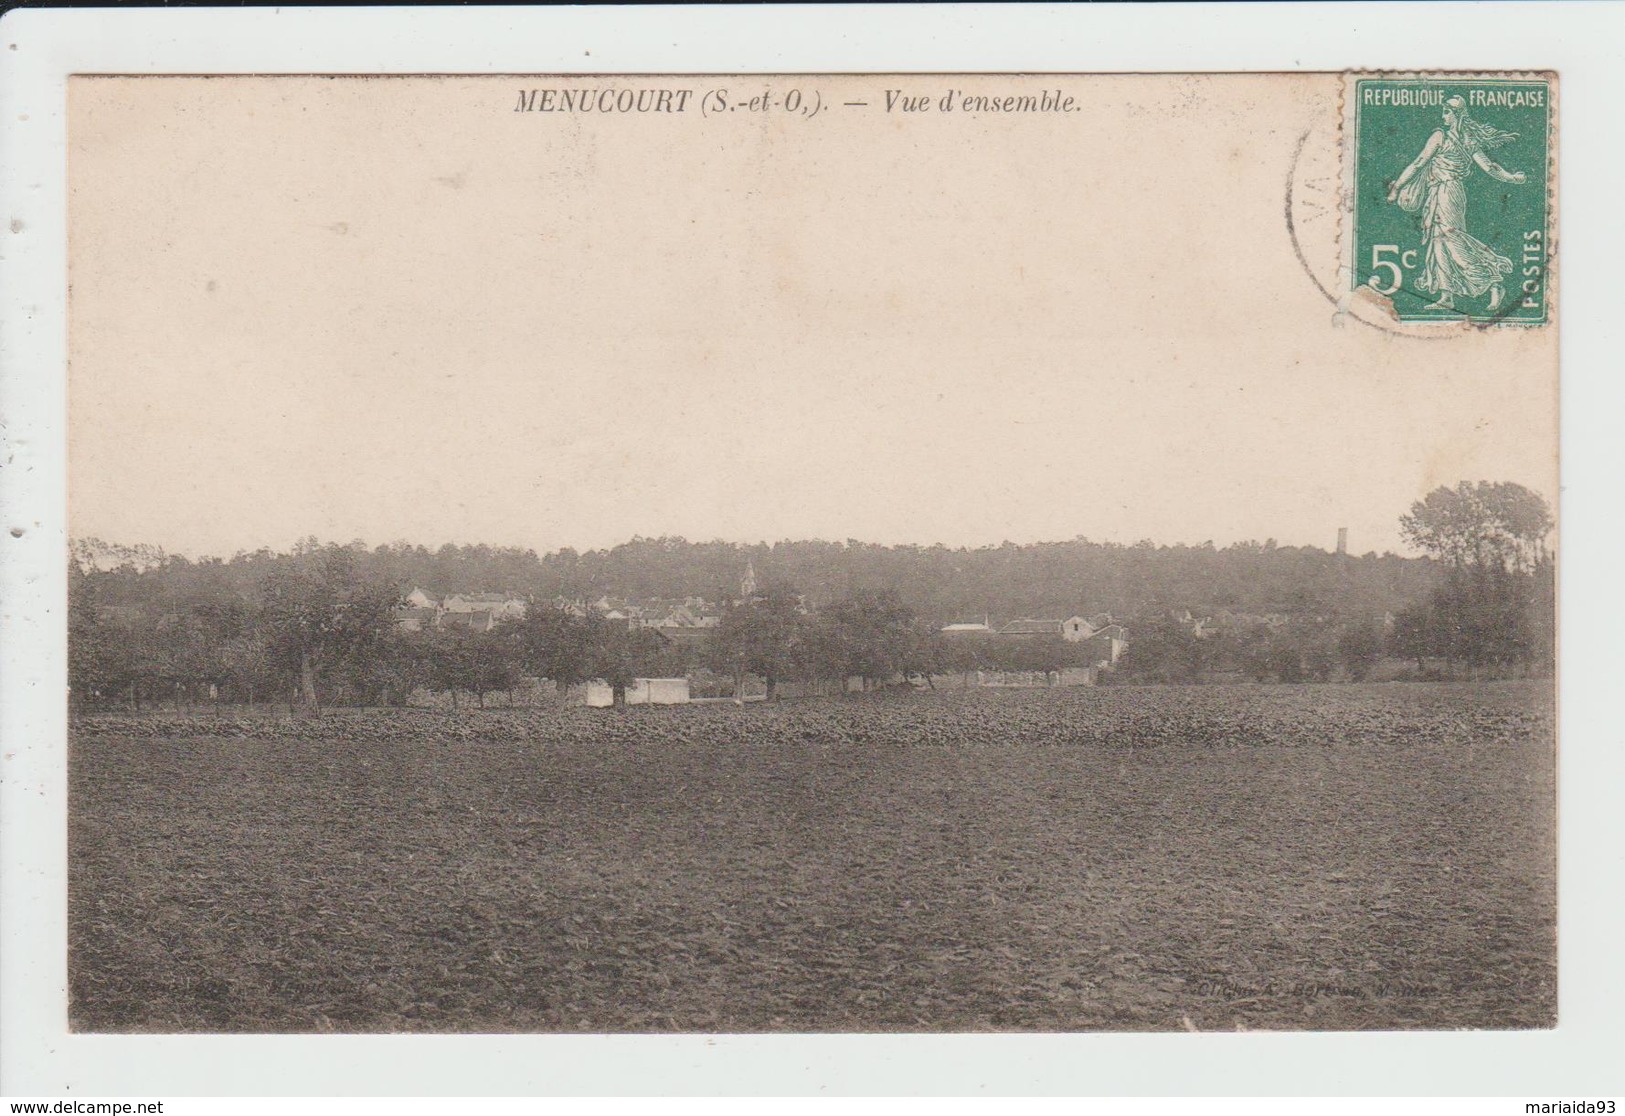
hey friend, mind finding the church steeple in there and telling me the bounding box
[741,559,758,599]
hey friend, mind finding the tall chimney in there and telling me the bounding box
[1336,527,1348,556]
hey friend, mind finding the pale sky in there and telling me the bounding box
[67,75,1557,559]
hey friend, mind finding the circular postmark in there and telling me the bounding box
[1286,115,1456,340]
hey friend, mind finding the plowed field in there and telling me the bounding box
[69,681,1556,1032]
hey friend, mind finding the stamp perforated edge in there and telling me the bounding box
[1337,70,1557,330]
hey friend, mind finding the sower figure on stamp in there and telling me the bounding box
[1387,95,1527,313]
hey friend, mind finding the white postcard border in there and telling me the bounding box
[3,2,1622,1098]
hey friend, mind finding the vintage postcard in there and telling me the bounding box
[57,69,1557,1043]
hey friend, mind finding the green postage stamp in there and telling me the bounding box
[1350,75,1553,324]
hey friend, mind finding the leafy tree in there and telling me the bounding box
[704,585,809,700]
[423,627,478,710]
[1389,601,1437,673]
[423,627,524,710]
[341,627,431,708]
[1524,555,1557,676]
[1115,614,1207,683]
[1336,620,1385,681]
[216,632,278,705]
[257,545,395,715]
[983,634,1104,676]
[510,603,597,693]
[814,590,920,691]
[468,629,525,707]
[1399,483,1555,678]
[1428,563,1546,677]
[1401,481,1553,573]
[944,634,995,679]
[67,564,128,709]
[586,619,668,706]
[904,630,978,688]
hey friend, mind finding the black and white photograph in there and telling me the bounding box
[5,4,1624,1101]
[57,70,1558,1036]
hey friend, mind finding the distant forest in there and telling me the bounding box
[74,534,1438,627]
[67,483,1554,710]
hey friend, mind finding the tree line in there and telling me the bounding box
[1389,481,1555,678]
[73,529,1441,630]
[1113,481,1555,683]
[66,481,1554,712]
[70,545,656,713]
[68,547,1110,713]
